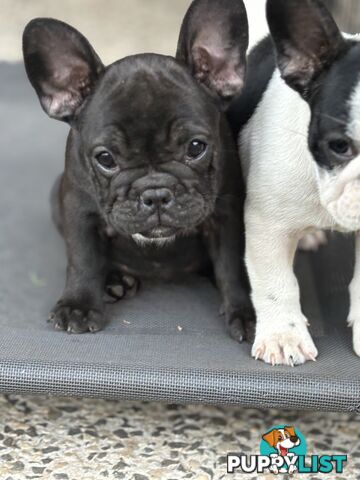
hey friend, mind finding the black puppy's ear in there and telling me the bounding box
[176,0,249,100]
[23,18,104,122]
[267,0,346,97]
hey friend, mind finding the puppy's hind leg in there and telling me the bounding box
[246,213,318,366]
[298,230,327,252]
[104,271,140,303]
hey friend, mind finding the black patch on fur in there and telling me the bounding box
[308,40,360,169]
[227,36,276,137]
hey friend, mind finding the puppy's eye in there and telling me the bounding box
[95,151,118,172]
[187,140,207,159]
[328,138,355,159]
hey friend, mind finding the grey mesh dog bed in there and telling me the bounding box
[1,62,359,413]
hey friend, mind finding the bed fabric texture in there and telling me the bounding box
[0,62,359,412]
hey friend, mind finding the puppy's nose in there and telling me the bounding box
[140,188,174,209]
[290,436,298,443]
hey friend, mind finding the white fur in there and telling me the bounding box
[132,233,176,247]
[240,35,360,365]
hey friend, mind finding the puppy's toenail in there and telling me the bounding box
[270,354,276,366]
[123,275,136,288]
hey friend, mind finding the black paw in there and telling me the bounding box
[226,305,256,344]
[104,272,140,303]
[48,302,105,334]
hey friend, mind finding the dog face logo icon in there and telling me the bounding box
[260,425,307,474]
[262,426,301,457]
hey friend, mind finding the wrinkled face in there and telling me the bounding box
[23,1,249,245]
[80,56,221,243]
[308,41,360,231]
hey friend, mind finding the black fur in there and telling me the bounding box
[23,0,254,340]
[227,36,276,136]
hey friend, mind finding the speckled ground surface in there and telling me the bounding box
[0,395,358,480]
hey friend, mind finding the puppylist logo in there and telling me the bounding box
[227,425,348,475]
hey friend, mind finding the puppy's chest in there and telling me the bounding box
[108,233,209,280]
[240,71,337,230]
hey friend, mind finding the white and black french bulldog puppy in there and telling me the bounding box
[22,0,254,339]
[228,0,360,365]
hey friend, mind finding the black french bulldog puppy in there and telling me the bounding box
[23,0,253,340]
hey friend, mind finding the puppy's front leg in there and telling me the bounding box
[246,215,318,366]
[50,188,107,333]
[206,199,254,343]
[348,233,360,356]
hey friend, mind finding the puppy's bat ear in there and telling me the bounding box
[176,0,249,101]
[23,18,104,123]
[266,0,346,98]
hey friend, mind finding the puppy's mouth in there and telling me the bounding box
[318,159,360,230]
[132,226,177,246]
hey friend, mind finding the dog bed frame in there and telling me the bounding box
[1,62,359,413]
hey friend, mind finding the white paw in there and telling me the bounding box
[349,317,360,357]
[252,322,318,366]
[298,230,327,252]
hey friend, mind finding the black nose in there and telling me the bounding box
[290,436,298,443]
[140,188,174,209]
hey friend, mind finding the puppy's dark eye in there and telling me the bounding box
[95,151,117,171]
[187,140,207,159]
[328,138,355,159]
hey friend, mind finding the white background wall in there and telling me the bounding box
[0,0,268,63]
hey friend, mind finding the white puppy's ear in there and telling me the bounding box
[176,0,249,101]
[23,18,104,122]
[266,0,346,97]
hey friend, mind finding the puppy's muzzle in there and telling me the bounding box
[320,156,360,230]
[140,188,174,211]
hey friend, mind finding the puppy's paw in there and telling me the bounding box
[252,322,318,366]
[48,302,104,334]
[104,272,140,303]
[298,230,327,252]
[226,303,256,344]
